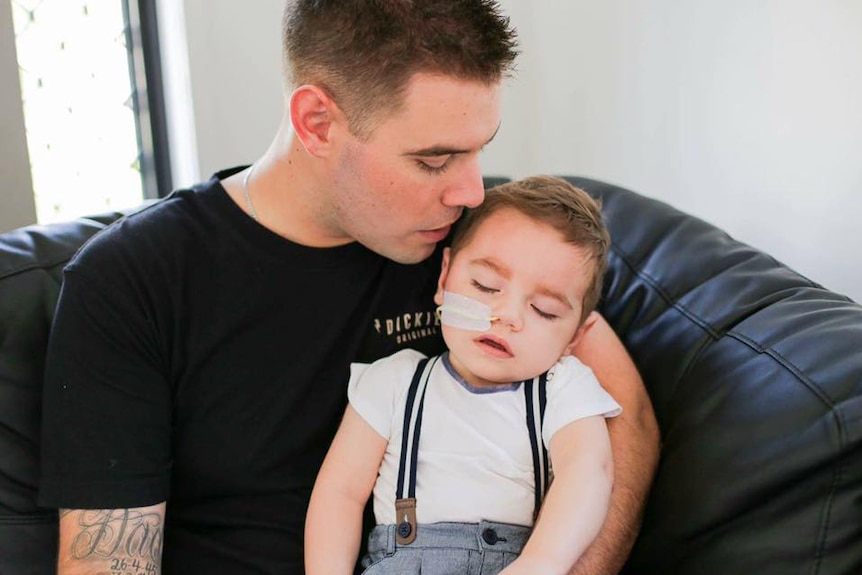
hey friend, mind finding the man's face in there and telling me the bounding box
[434,208,593,388]
[327,73,502,264]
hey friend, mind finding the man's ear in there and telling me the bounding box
[563,311,599,356]
[433,248,452,306]
[289,85,344,157]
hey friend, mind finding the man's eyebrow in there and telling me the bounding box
[404,123,502,157]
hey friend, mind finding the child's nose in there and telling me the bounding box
[493,299,524,332]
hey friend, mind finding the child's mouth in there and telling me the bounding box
[475,336,513,357]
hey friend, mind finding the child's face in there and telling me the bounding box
[434,208,595,388]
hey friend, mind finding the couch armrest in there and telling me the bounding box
[566,176,862,575]
[0,202,156,574]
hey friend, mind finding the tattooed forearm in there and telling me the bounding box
[69,509,163,561]
[59,506,164,574]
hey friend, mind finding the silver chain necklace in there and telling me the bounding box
[242,163,259,222]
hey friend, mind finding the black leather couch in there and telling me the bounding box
[1,178,860,574]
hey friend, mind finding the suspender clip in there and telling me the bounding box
[394,497,418,545]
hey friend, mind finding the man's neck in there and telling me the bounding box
[223,135,351,248]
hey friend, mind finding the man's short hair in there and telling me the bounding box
[282,0,518,138]
[450,176,611,322]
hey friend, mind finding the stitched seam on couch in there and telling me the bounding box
[609,245,722,340]
[0,253,81,283]
[607,246,721,396]
[0,215,133,282]
[812,460,840,575]
[726,330,845,575]
[725,331,840,410]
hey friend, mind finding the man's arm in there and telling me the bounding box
[58,504,165,575]
[570,314,660,575]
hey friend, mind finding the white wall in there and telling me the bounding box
[2,2,858,298]
[0,0,37,232]
[169,0,284,185]
[156,1,862,302]
[485,0,862,302]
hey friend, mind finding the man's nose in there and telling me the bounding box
[441,159,484,208]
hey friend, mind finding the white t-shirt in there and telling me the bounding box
[347,349,621,527]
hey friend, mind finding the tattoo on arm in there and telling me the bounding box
[60,508,163,574]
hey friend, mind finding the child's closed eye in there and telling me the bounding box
[471,279,499,294]
[531,305,559,321]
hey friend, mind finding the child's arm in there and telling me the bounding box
[501,415,614,575]
[305,405,388,575]
[570,316,659,575]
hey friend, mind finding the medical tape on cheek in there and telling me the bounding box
[436,291,496,331]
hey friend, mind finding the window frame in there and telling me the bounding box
[123,0,172,199]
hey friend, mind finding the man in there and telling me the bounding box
[40,1,659,574]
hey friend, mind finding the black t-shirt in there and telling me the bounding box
[39,168,447,573]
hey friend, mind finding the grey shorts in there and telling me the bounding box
[360,520,531,575]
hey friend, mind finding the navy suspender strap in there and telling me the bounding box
[538,371,549,497]
[524,371,550,521]
[394,356,437,545]
[393,357,550,545]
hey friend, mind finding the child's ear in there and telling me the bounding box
[433,248,451,306]
[563,311,599,356]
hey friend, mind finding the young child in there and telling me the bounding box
[305,176,621,575]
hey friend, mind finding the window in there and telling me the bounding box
[9,0,170,224]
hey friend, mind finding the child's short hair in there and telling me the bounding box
[449,176,610,322]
